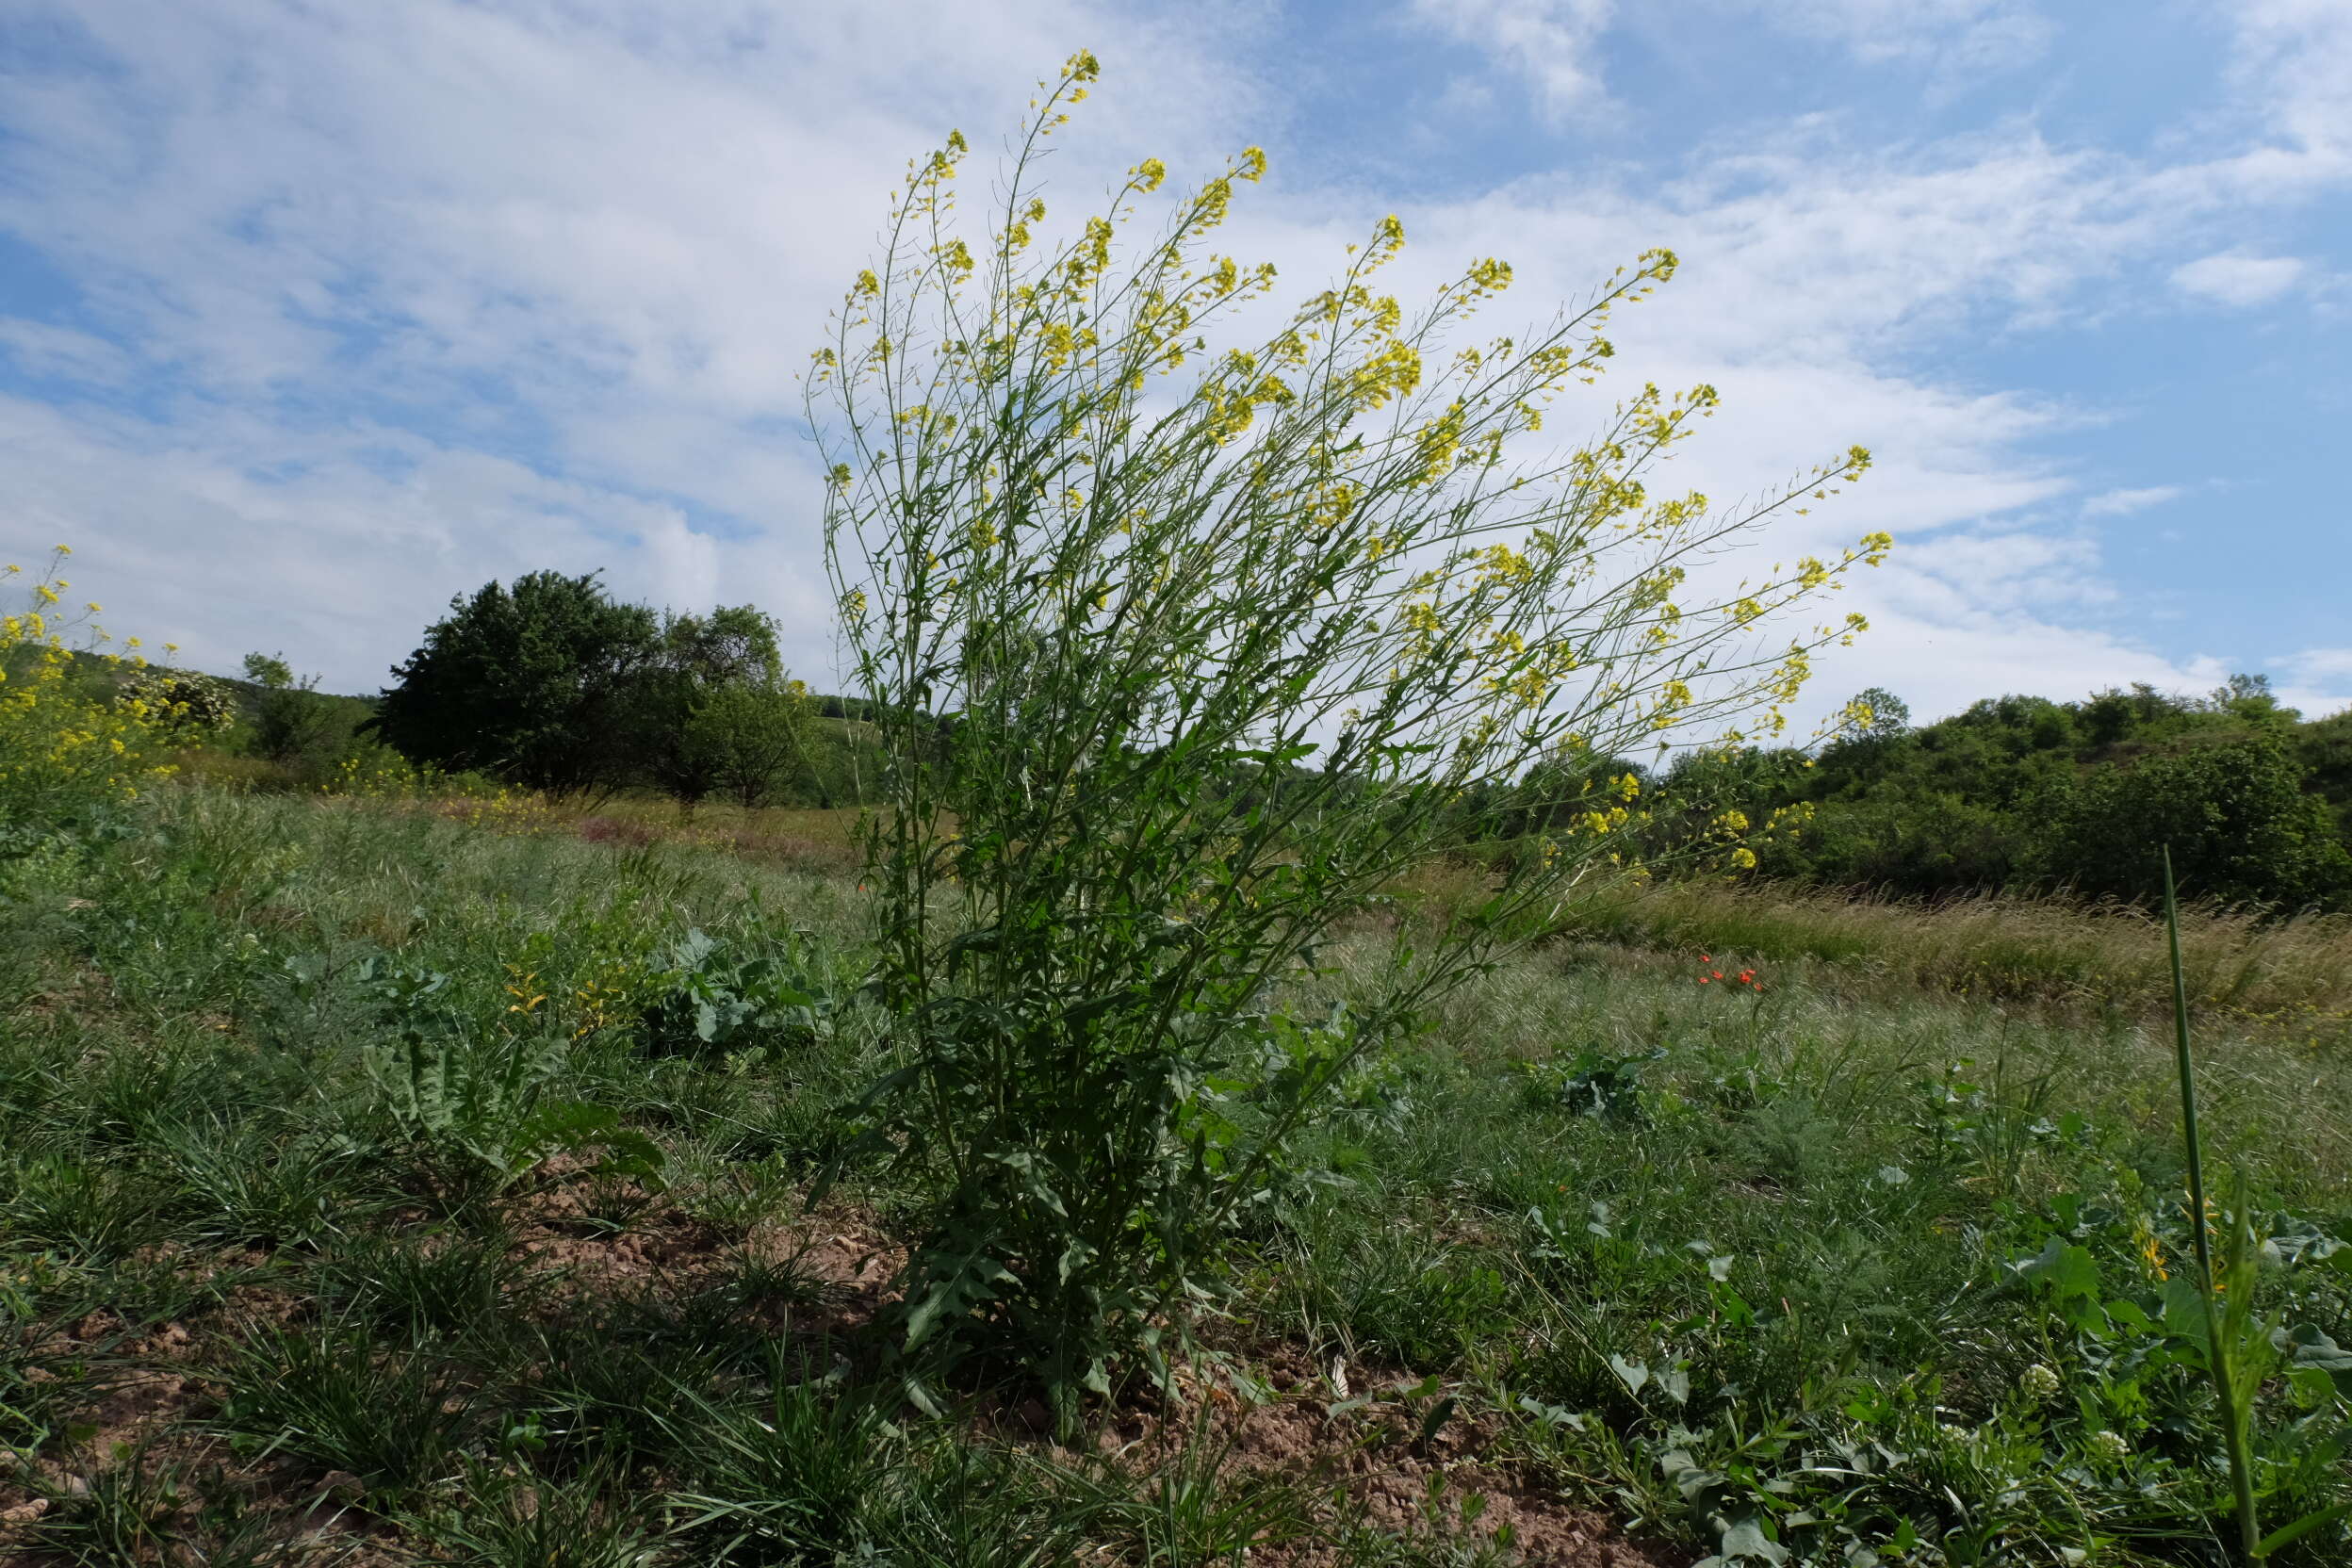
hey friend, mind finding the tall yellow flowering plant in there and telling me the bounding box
[810,52,1891,1407]
[0,546,185,830]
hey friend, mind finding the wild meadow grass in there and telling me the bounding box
[274,784,2352,1045]
[2,785,2347,1564]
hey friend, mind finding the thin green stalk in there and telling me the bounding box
[2165,845,2261,1560]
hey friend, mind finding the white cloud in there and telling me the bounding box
[2227,0,2352,172]
[1407,0,1617,118]
[0,0,2344,727]
[2277,647,2352,685]
[0,393,837,691]
[2080,484,2182,517]
[0,320,137,386]
[1713,0,2050,68]
[2171,251,2307,306]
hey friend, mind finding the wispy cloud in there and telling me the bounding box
[2278,648,2352,685]
[1407,0,1617,119]
[2081,485,2182,517]
[0,320,137,386]
[1711,0,2050,68]
[2171,252,2306,306]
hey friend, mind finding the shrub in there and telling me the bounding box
[637,925,832,1058]
[360,961,663,1200]
[629,605,800,810]
[2036,735,2352,909]
[372,570,660,796]
[0,546,183,834]
[241,648,358,775]
[812,53,1887,1402]
[689,677,818,809]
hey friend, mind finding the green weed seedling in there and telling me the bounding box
[359,961,662,1203]
[1525,1043,1668,1124]
[635,923,833,1059]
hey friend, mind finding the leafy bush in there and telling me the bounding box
[628,605,806,811]
[685,676,818,809]
[814,54,1886,1401]
[1,547,186,833]
[240,648,366,777]
[2037,736,2352,909]
[361,962,662,1198]
[637,926,832,1058]
[1633,677,2352,910]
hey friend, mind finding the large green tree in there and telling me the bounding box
[628,606,810,810]
[2034,735,2352,909]
[373,571,660,795]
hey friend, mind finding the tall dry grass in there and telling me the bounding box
[1552,876,2352,1045]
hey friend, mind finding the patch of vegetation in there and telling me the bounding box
[1618,676,2352,911]
[8,60,2352,1568]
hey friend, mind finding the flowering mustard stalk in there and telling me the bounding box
[0,546,193,823]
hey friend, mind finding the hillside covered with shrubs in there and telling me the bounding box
[1625,678,2352,911]
[71,564,2349,916]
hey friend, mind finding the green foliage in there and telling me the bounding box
[2298,710,2352,843]
[2040,737,2352,908]
[238,648,357,774]
[369,578,828,809]
[816,57,1881,1405]
[1639,678,2352,910]
[629,605,792,810]
[1847,684,1912,736]
[1524,1043,1666,1124]
[688,677,820,808]
[373,569,662,796]
[636,925,832,1058]
[361,964,663,1198]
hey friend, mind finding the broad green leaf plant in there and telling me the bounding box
[811,50,1890,1408]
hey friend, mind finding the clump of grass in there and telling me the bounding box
[211,1321,487,1492]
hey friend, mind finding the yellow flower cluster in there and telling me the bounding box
[435,785,559,837]
[0,548,183,820]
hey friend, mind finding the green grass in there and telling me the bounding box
[2,785,2347,1564]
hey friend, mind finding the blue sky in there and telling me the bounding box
[0,0,2345,721]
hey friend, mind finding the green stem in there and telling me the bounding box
[2166,846,2260,1560]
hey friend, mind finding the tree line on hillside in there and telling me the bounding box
[110,571,863,809]
[127,562,2349,910]
[368,571,810,808]
[1517,678,2352,912]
